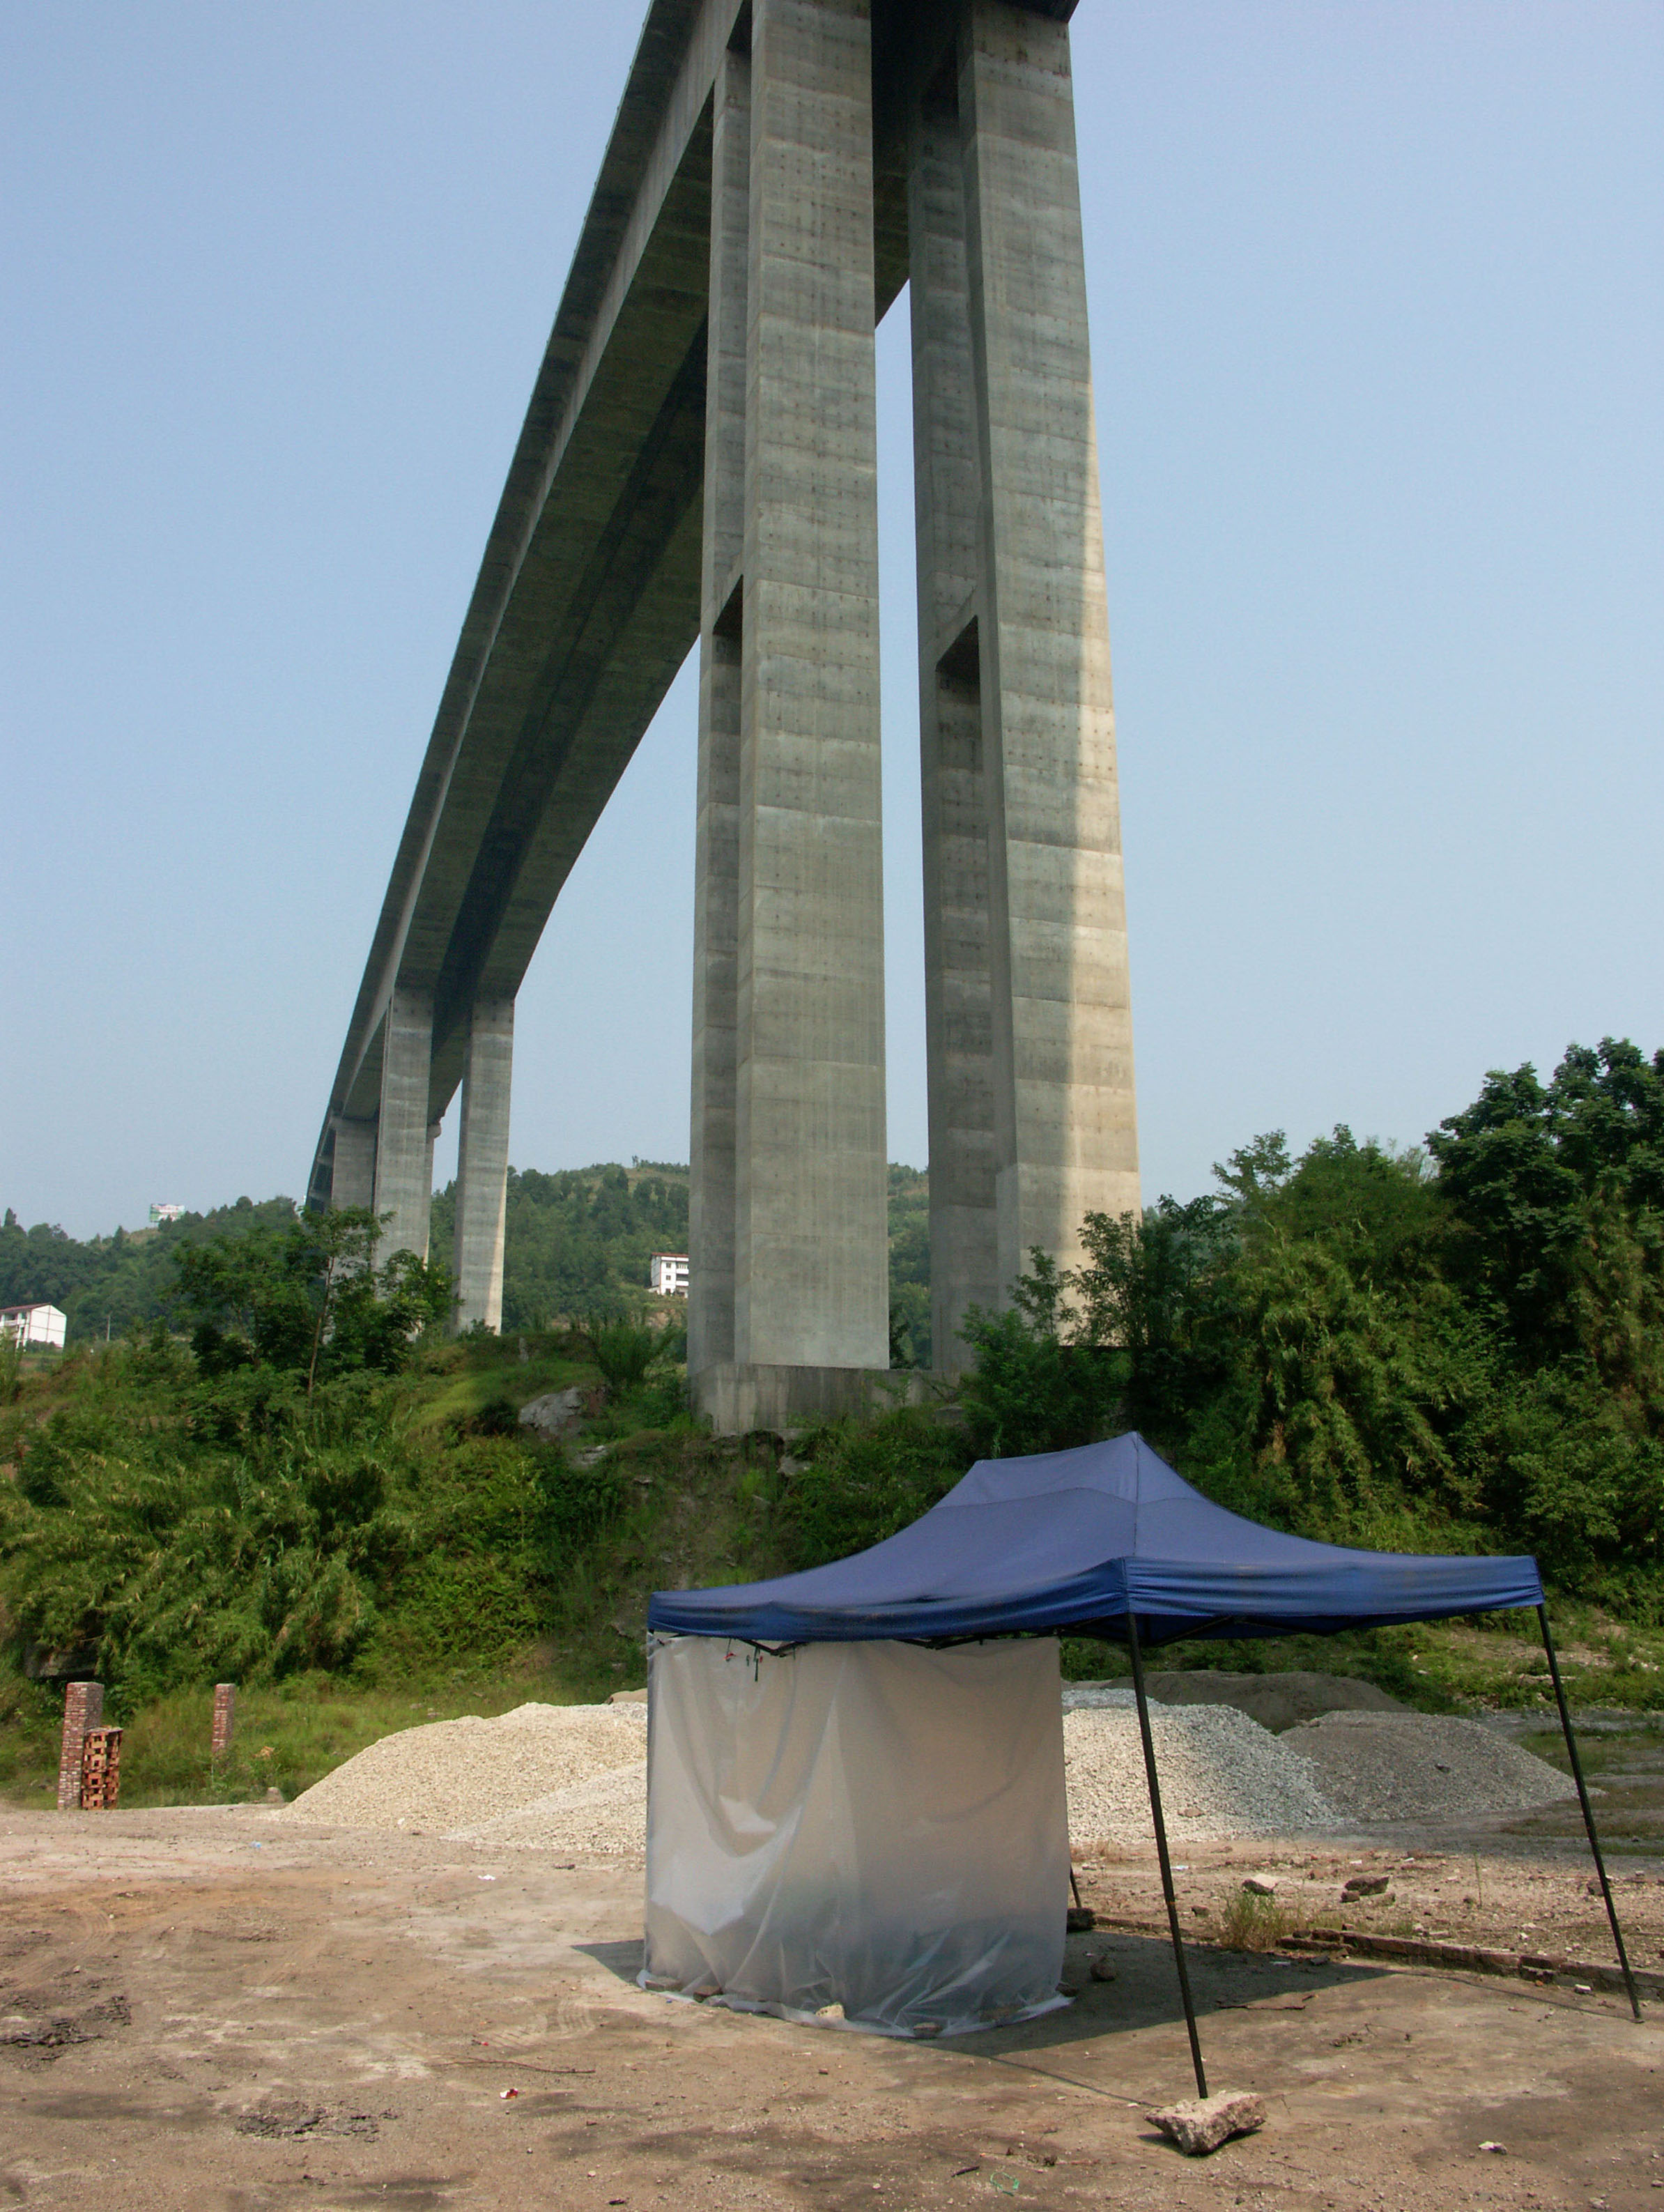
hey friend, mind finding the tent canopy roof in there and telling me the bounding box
[647,1432,1543,1647]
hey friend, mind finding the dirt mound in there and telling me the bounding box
[1282,1711,1577,1824]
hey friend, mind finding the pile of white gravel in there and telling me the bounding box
[278,1703,646,1836]
[1281,1711,1578,1824]
[277,1690,1579,1857]
[1063,1703,1338,1845]
[452,1761,649,1854]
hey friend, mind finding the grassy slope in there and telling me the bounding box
[3,1329,1659,1814]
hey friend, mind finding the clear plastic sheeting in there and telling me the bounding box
[642,1634,1070,2038]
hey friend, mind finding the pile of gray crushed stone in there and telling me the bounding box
[1281,1710,1578,1824]
[1064,1670,1407,1733]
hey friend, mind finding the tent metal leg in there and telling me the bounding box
[1536,1602,1642,2020]
[1126,1614,1208,2098]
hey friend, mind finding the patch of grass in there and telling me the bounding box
[3,1657,594,1812]
[1059,1613,1664,1716]
[408,1335,596,1435]
[1216,1889,1302,1952]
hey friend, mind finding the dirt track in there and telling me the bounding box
[1,1806,1661,2212]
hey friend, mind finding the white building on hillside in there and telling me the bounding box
[1,1303,67,1349]
[649,1253,689,1297]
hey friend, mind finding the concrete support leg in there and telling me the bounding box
[688,33,749,1379]
[328,1116,378,1212]
[909,79,999,1374]
[452,998,513,1332]
[729,0,889,1376]
[373,986,436,1262]
[959,0,1139,1294]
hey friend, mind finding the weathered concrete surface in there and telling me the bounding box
[372,987,435,1261]
[451,997,514,1331]
[687,33,749,1379]
[695,1360,940,1434]
[909,71,1001,1373]
[325,1115,377,1211]
[728,0,890,1378]
[961,0,1139,1291]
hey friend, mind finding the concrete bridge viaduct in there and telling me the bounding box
[308,0,1139,1431]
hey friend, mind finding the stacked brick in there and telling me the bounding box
[212,1682,236,1758]
[56,1681,103,1811]
[79,1727,122,1810]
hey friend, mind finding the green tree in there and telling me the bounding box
[173,1209,450,1390]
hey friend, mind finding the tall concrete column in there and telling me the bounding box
[958,0,1139,1296]
[328,1116,378,1213]
[730,0,889,1374]
[688,31,750,1380]
[373,985,435,1261]
[452,997,513,1331]
[908,80,999,1374]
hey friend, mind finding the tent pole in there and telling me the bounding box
[1126,1613,1208,2098]
[1536,1602,1642,2021]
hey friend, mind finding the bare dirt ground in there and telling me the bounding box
[1,1798,1661,2212]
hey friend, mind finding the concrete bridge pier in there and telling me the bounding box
[451,998,514,1332]
[327,1116,379,1214]
[909,70,1001,1377]
[903,0,1139,1374]
[688,0,892,1434]
[372,987,437,1263]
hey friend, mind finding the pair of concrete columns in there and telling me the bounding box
[330,992,514,1333]
[688,0,1139,1422]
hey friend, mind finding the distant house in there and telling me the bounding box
[1,1303,67,1349]
[148,1203,185,1226]
[649,1253,690,1297]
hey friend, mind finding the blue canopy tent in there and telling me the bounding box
[646,1435,1640,2071]
[649,1431,1547,1645]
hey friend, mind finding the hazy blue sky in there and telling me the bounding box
[4,3,1660,1238]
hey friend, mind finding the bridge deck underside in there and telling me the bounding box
[311,0,934,1213]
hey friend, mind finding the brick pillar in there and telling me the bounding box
[211,1683,236,1758]
[79,1727,122,1810]
[57,1680,103,1811]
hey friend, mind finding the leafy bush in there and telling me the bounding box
[1,1381,407,1705]
[788,1409,969,1569]
[955,1042,1664,1611]
[585,1322,661,1394]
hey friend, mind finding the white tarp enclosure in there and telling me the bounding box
[642,1634,1070,2037]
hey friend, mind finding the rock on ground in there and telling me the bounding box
[1146,2091,1268,2156]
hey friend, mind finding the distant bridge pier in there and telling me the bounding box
[372,988,437,1263]
[327,1116,378,1214]
[451,998,514,1332]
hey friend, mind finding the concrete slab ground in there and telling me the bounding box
[2,1805,1660,2212]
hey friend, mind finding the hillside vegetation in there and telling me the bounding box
[2,1037,1660,1807]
